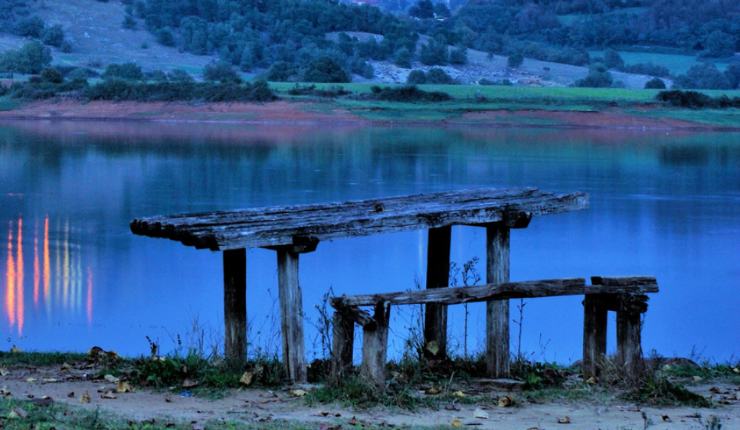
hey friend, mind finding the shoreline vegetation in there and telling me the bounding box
[1,81,739,130]
[0,347,737,429]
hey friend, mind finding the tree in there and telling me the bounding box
[15,16,45,38]
[703,31,735,58]
[303,57,350,83]
[575,63,613,88]
[266,62,297,82]
[420,39,448,66]
[644,77,666,89]
[409,0,434,19]
[40,67,63,84]
[407,69,427,84]
[604,49,624,69]
[426,67,454,84]
[433,2,451,18]
[156,28,175,47]
[123,14,137,30]
[507,53,524,68]
[41,25,65,48]
[203,62,241,83]
[0,41,52,74]
[103,63,144,81]
[394,47,413,69]
[168,69,194,82]
[675,64,731,89]
[449,45,468,65]
[725,64,740,90]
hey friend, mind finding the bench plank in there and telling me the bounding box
[331,277,658,308]
[130,188,588,250]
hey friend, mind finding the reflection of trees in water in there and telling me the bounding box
[2,216,93,336]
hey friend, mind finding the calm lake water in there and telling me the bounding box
[1,120,738,363]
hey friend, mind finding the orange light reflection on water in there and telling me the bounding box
[3,217,95,335]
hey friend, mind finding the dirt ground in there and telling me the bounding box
[1,363,738,430]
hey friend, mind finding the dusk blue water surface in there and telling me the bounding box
[0,120,738,363]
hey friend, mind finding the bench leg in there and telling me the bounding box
[223,248,247,365]
[486,224,510,377]
[331,309,354,383]
[362,302,391,388]
[424,226,451,360]
[617,304,644,381]
[582,295,608,379]
[277,249,307,383]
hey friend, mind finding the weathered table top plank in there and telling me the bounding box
[130,188,588,251]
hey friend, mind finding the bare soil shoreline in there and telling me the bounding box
[1,100,738,132]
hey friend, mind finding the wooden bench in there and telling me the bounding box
[131,187,588,383]
[330,276,659,387]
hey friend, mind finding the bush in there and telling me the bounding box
[367,85,451,102]
[620,63,670,78]
[302,57,350,83]
[103,63,144,81]
[0,42,52,74]
[15,16,45,38]
[507,53,524,68]
[656,90,740,109]
[41,25,65,48]
[449,46,468,65]
[674,63,731,89]
[156,28,176,47]
[123,15,137,30]
[394,48,413,69]
[644,77,666,89]
[84,79,276,102]
[575,63,613,88]
[406,70,427,85]
[604,49,624,69]
[420,40,448,66]
[266,62,298,82]
[203,62,242,83]
[168,69,194,82]
[40,68,63,84]
[426,68,455,84]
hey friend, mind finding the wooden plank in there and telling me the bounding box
[617,307,644,381]
[332,278,587,307]
[486,224,510,378]
[582,295,607,379]
[331,309,355,383]
[130,188,588,250]
[277,249,306,383]
[223,249,247,365]
[423,226,451,360]
[361,302,391,388]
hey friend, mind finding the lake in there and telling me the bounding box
[1,120,738,364]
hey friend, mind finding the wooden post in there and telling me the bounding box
[223,248,247,365]
[424,226,451,360]
[582,295,608,379]
[362,302,391,388]
[486,224,510,377]
[331,308,355,383]
[277,249,307,383]
[617,297,645,381]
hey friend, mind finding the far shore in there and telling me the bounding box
[2,99,739,132]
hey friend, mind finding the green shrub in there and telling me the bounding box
[0,42,52,74]
[15,16,45,38]
[575,63,613,88]
[656,90,740,108]
[303,57,350,83]
[368,85,451,102]
[41,25,65,48]
[426,68,455,84]
[103,63,144,81]
[507,53,524,68]
[675,63,732,89]
[266,62,298,82]
[406,70,427,85]
[40,68,63,84]
[644,77,666,89]
[203,62,241,83]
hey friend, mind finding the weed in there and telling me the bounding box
[623,374,711,407]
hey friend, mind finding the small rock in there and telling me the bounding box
[239,371,254,387]
[182,379,199,389]
[101,390,117,400]
[103,374,120,384]
[497,395,513,407]
[558,416,571,424]
[289,389,307,397]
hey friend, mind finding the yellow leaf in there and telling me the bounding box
[498,395,513,407]
[9,346,21,354]
[452,390,465,398]
[116,381,133,393]
[451,419,462,428]
[80,392,91,404]
[425,387,441,395]
[425,341,439,356]
[289,389,307,397]
[239,371,254,387]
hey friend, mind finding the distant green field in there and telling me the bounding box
[589,50,730,75]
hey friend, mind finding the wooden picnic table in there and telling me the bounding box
[131,187,588,382]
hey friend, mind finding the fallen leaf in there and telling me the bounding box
[239,371,254,387]
[0,368,8,376]
[425,386,441,395]
[498,395,513,407]
[452,390,465,398]
[558,416,571,424]
[289,389,307,397]
[585,376,597,384]
[101,391,117,400]
[692,375,703,382]
[42,378,58,383]
[182,379,199,389]
[425,341,440,356]
[104,374,120,384]
[80,392,91,403]
[25,377,36,383]
[473,408,489,419]
[451,418,462,428]
[116,381,133,393]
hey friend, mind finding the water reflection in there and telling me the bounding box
[2,217,94,337]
